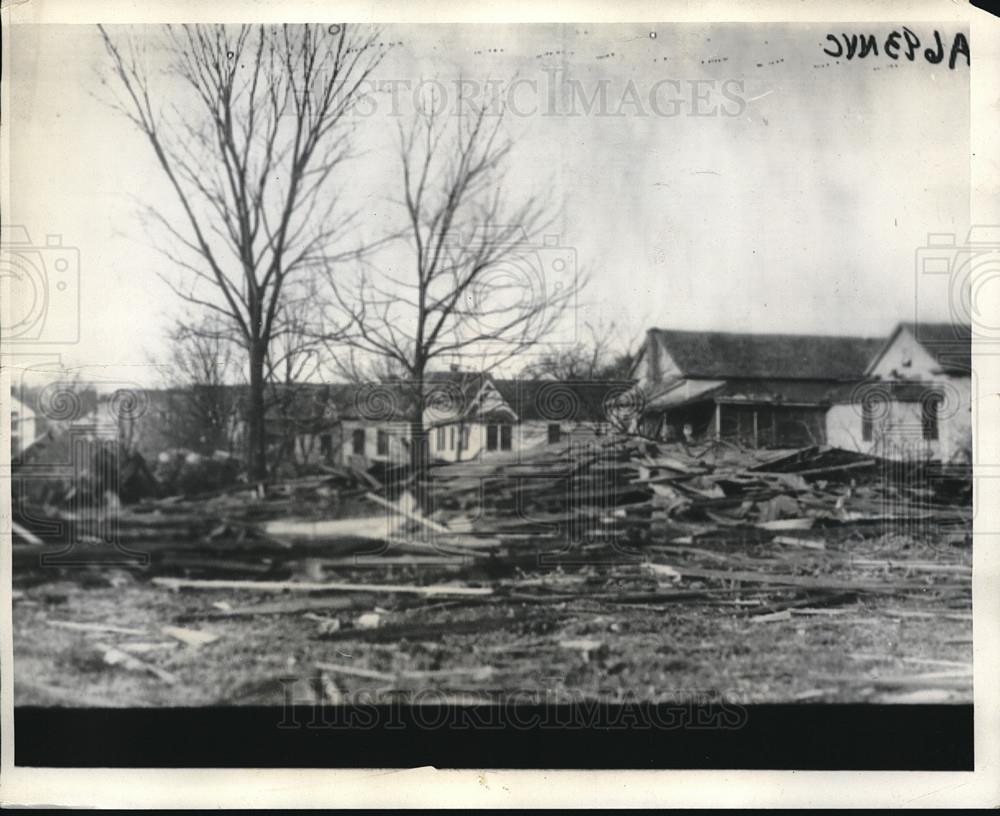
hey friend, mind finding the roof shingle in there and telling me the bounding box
[649,329,884,380]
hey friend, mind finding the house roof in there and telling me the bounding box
[491,379,635,423]
[336,373,492,422]
[715,379,861,405]
[867,322,971,376]
[647,329,884,380]
[653,378,863,412]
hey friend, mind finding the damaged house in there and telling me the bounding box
[826,321,972,463]
[631,328,883,448]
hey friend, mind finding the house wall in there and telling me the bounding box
[429,419,612,463]
[634,332,685,392]
[827,382,971,463]
[870,326,946,380]
[293,426,344,467]
[859,326,973,462]
[339,420,412,467]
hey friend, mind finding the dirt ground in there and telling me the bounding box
[12,537,972,707]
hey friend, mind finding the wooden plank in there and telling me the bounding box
[365,491,449,533]
[262,515,397,541]
[152,576,493,597]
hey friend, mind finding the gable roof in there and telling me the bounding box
[492,379,634,422]
[866,321,971,376]
[648,329,884,380]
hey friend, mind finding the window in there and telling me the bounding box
[449,426,456,450]
[486,424,499,451]
[377,430,389,456]
[922,395,940,441]
[547,423,561,444]
[500,423,512,451]
[436,426,446,450]
[320,434,333,457]
[862,402,874,442]
[11,411,20,457]
[352,428,366,455]
[460,425,470,450]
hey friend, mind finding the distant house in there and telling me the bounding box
[631,328,883,448]
[335,371,634,467]
[427,377,632,463]
[827,322,972,462]
[334,380,416,469]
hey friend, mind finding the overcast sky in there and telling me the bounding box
[9,22,970,389]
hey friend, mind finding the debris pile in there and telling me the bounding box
[12,437,972,704]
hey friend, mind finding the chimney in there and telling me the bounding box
[646,329,661,385]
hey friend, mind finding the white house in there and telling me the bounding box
[826,322,972,463]
[336,372,634,467]
[427,377,630,463]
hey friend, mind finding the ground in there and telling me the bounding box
[12,536,972,707]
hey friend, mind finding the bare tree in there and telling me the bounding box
[262,295,327,471]
[158,318,242,455]
[319,102,582,481]
[98,23,383,479]
[520,319,636,381]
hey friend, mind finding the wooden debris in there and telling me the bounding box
[192,595,365,619]
[48,620,148,636]
[119,642,178,654]
[751,609,793,623]
[161,626,219,648]
[314,662,396,682]
[14,436,972,706]
[98,643,178,684]
[364,491,449,533]
[12,521,44,546]
[152,576,493,597]
[559,638,606,660]
[354,612,382,630]
[262,515,397,542]
[303,613,342,635]
[642,562,682,582]
[773,535,826,550]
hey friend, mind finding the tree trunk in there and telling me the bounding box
[409,372,429,506]
[248,340,268,481]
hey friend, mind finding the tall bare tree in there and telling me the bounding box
[262,295,327,471]
[320,102,582,481]
[98,23,382,479]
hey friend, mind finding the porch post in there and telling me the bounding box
[714,402,721,439]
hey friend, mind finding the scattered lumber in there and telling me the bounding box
[161,626,219,647]
[151,576,494,597]
[188,595,368,619]
[98,643,178,684]
[48,620,148,636]
[13,436,972,706]
[262,515,398,542]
